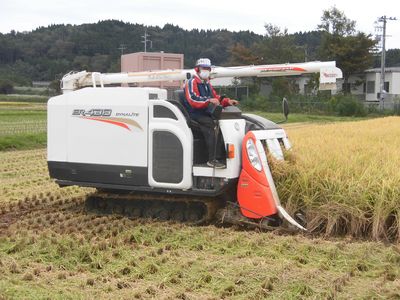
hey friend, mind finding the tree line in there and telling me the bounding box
[0,21,261,85]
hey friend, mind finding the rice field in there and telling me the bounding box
[0,103,47,151]
[0,121,47,136]
[0,149,400,299]
[0,117,400,298]
[276,116,400,242]
[0,104,46,136]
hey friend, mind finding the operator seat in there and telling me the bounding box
[170,90,203,129]
[170,90,208,164]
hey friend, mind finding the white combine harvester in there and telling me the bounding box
[48,61,342,230]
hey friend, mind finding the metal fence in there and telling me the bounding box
[240,98,400,116]
[240,100,333,114]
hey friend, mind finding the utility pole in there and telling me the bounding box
[118,44,127,56]
[141,29,152,52]
[376,16,397,109]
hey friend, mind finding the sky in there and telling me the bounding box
[1,0,399,49]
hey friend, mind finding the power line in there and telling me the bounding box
[117,43,127,55]
[141,29,152,52]
[375,15,397,109]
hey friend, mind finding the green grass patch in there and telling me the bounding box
[0,94,48,103]
[246,111,370,123]
[0,109,46,122]
[0,109,47,140]
[14,86,50,96]
[0,132,46,151]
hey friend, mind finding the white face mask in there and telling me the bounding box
[199,70,210,80]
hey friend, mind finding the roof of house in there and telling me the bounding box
[365,67,400,73]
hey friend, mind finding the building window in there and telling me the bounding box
[366,81,375,94]
[384,81,390,93]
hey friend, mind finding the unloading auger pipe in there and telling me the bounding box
[61,61,342,93]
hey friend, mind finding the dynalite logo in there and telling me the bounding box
[72,108,143,132]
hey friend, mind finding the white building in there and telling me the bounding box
[289,68,400,105]
[363,67,400,102]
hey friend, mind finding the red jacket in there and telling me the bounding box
[184,74,231,115]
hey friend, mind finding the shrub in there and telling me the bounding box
[329,94,366,117]
[0,79,14,94]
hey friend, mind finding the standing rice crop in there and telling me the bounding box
[276,117,400,241]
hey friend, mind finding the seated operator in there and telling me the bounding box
[184,58,238,169]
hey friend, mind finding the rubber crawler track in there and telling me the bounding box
[84,191,300,233]
[85,191,223,225]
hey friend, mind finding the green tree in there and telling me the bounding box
[229,43,260,65]
[318,6,356,36]
[318,7,376,90]
[229,24,306,99]
[0,79,14,94]
[0,21,265,82]
[374,49,400,68]
[271,77,299,98]
[49,79,61,95]
[255,23,304,64]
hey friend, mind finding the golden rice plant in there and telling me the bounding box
[276,117,400,241]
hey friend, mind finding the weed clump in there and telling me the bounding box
[146,263,158,274]
[22,272,34,281]
[9,261,20,274]
[120,267,131,275]
[86,278,95,286]
[116,281,130,289]
[57,272,67,280]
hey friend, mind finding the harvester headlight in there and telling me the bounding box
[246,139,262,171]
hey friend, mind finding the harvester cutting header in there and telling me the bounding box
[48,60,342,231]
